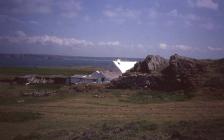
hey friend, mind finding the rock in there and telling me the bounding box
[111,53,224,90]
[130,55,169,73]
[162,54,207,89]
[112,55,169,90]
[111,73,165,90]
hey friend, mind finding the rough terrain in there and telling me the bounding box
[112,54,224,90]
[0,86,224,140]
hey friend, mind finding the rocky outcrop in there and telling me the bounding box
[111,54,224,90]
[130,55,169,73]
[111,55,169,90]
[110,73,165,90]
[162,54,207,89]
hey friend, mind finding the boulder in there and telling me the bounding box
[130,55,169,73]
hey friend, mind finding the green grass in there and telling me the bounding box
[13,133,41,140]
[12,119,224,140]
[0,92,77,105]
[0,85,223,140]
[98,120,158,132]
[90,120,158,139]
[12,120,158,140]
[29,84,63,90]
[119,90,193,104]
[0,67,98,76]
[0,87,193,106]
[0,111,42,123]
[0,84,72,105]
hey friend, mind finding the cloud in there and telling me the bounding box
[159,43,168,49]
[186,14,201,21]
[15,30,26,37]
[56,0,82,18]
[158,43,194,51]
[98,41,120,46]
[166,9,218,30]
[103,10,116,17]
[0,14,24,24]
[103,7,141,23]
[167,9,201,21]
[188,0,219,10]
[0,34,94,47]
[0,32,126,49]
[196,0,218,10]
[147,8,202,28]
[0,0,82,18]
[103,7,140,19]
[83,16,90,22]
[168,9,179,17]
[201,22,215,30]
[174,44,193,51]
[207,46,224,51]
[137,44,144,48]
[0,0,52,15]
[144,8,159,19]
[29,20,39,25]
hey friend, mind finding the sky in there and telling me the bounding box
[0,0,224,59]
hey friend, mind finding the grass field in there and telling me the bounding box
[0,84,224,140]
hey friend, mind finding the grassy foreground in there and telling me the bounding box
[0,84,224,140]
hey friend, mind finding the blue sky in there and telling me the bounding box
[0,0,224,58]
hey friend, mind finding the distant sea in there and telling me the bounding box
[0,54,142,70]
